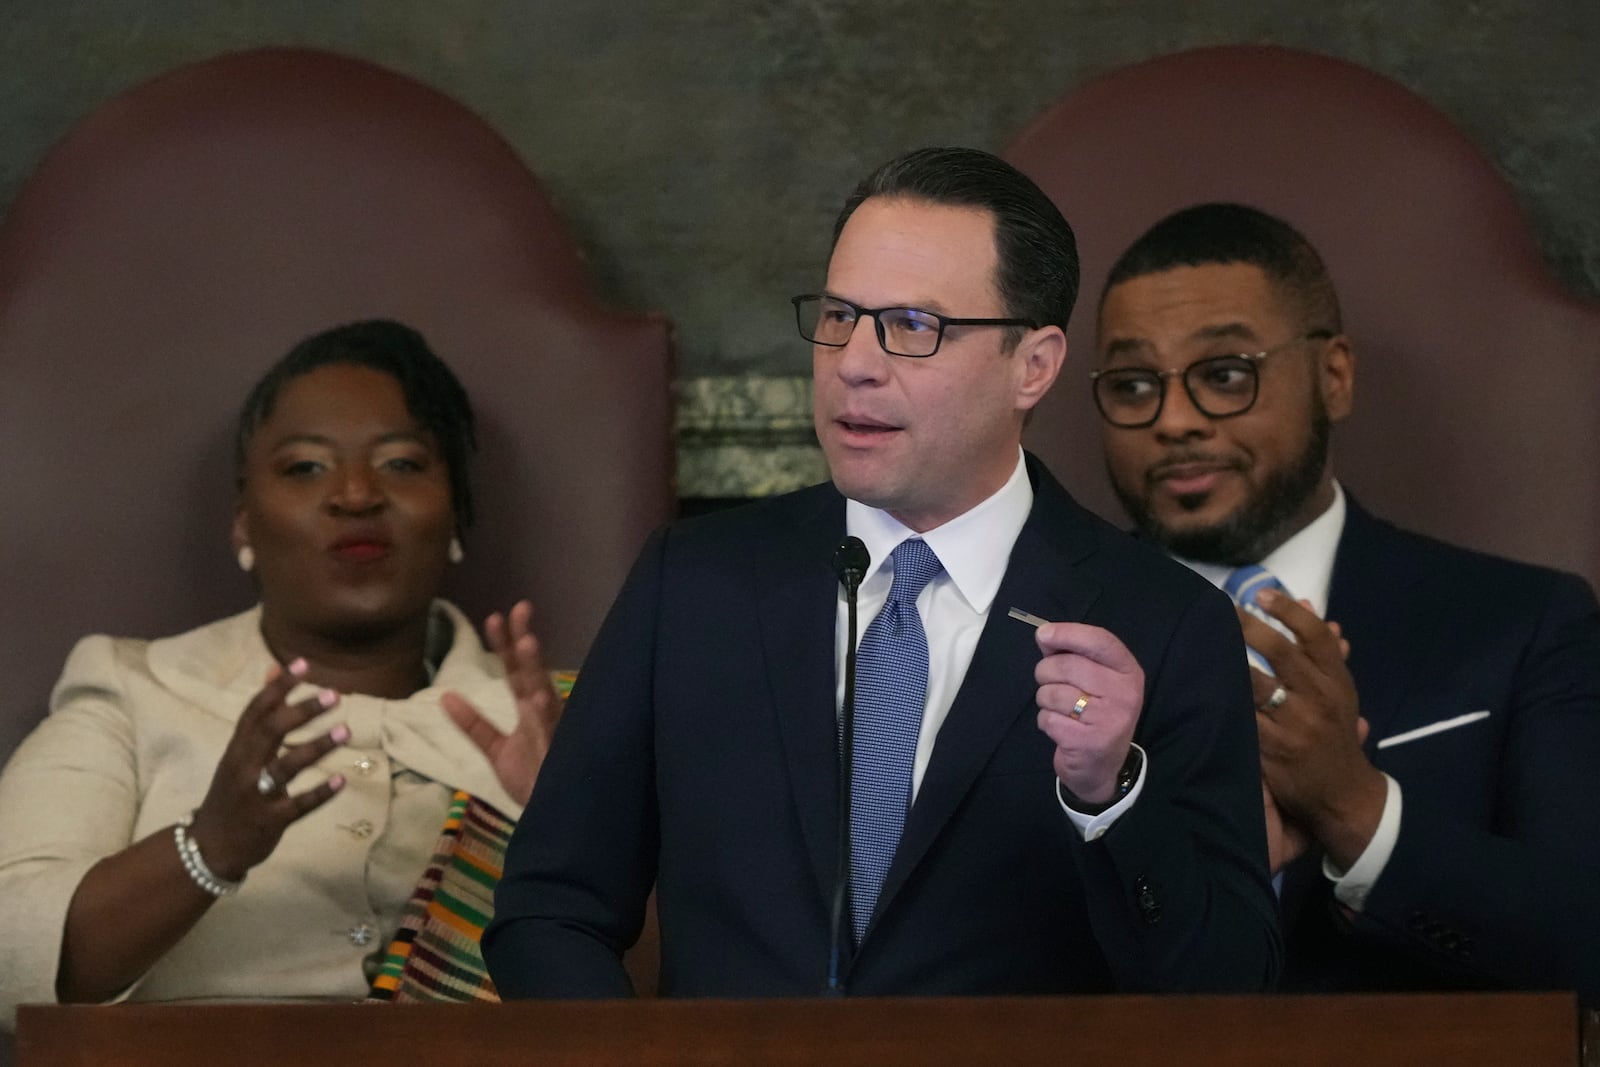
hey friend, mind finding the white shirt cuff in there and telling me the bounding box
[1056,744,1148,841]
[1322,772,1402,912]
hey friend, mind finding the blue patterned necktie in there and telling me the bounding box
[849,538,943,943]
[1223,564,1289,675]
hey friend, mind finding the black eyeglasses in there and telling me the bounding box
[791,294,1037,358]
[1089,331,1332,428]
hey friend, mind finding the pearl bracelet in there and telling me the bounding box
[174,812,243,897]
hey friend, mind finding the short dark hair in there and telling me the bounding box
[235,319,478,529]
[1102,202,1342,333]
[832,146,1080,336]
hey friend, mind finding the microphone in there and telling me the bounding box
[833,536,869,593]
[827,536,869,994]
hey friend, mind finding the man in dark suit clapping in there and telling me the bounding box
[1092,202,1600,1000]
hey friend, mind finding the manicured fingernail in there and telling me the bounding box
[1257,589,1280,605]
[330,724,351,743]
[318,688,339,708]
[329,774,346,790]
[288,657,309,677]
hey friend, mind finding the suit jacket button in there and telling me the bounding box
[1135,876,1161,925]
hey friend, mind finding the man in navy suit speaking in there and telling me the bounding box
[484,149,1279,997]
[1090,202,1600,999]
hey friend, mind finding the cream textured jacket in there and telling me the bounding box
[0,602,520,1026]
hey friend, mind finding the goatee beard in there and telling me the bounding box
[1114,405,1332,567]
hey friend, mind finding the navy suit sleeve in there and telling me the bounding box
[1071,583,1282,991]
[483,528,667,998]
[1356,570,1600,998]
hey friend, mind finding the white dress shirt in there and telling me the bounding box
[1175,482,1401,910]
[834,450,1146,841]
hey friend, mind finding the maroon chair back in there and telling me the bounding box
[0,48,674,764]
[1006,45,1600,589]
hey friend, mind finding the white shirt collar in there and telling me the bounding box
[845,449,1033,615]
[1178,481,1346,617]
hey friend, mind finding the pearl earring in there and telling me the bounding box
[237,546,256,573]
[448,537,464,564]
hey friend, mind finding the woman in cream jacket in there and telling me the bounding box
[0,320,559,1022]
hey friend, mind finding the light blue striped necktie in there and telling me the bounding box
[1223,564,1290,676]
[849,538,943,943]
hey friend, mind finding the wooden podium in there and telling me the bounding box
[16,993,1583,1066]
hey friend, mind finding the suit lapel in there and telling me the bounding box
[755,489,850,905]
[872,464,1104,926]
[1326,500,1427,736]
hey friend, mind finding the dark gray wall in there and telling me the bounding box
[3,1,1596,376]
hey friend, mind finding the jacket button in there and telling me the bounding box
[1135,876,1162,925]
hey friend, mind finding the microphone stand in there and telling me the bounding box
[828,536,868,995]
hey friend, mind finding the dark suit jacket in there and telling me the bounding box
[485,458,1279,997]
[1279,499,1600,1001]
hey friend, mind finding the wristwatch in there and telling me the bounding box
[1059,746,1143,816]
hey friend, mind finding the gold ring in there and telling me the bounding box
[1070,694,1090,719]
